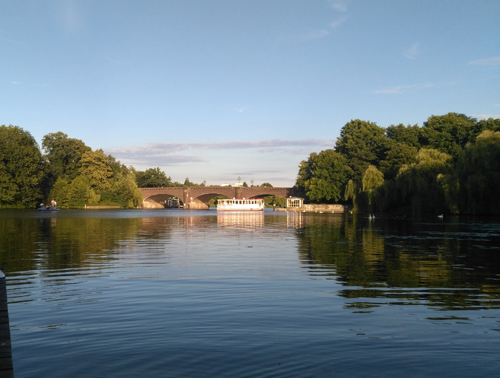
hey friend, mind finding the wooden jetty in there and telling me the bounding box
[0,270,14,377]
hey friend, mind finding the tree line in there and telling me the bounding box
[0,128,145,208]
[295,113,500,215]
[0,126,278,209]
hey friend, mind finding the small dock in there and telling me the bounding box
[0,271,14,377]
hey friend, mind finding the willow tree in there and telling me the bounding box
[396,149,453,214]
[358,165,384,212]
[455,130,500,214]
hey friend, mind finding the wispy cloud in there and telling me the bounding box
[372,83,433,95]
[403,42,420,60]
[475,114,500,120]
[11,81,21,85]
[330,16,347,30]
[276,29,329,44]
[468,56,500,66]
[327,0,348,12]
[305,29,329,40]
[105,139,335,167]
[235,106,249,113]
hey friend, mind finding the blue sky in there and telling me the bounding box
[1,0,499,186]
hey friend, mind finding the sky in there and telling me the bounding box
[1,0,499,187]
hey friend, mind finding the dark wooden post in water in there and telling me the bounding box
[0,270,14,377]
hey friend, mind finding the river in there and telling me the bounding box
[1,209,499,377]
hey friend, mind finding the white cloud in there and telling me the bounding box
[303,29,329,41]
[330,16,347,30]
[468,56,500,66]
[372,83,433,95]
[403,42,420,60]
[475,114,500,120]
[327,0,348,12]
[276,29,329,44]
[11,81,21,85]
[105,139,335,167]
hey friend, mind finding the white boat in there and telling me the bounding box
[216,198,265,211]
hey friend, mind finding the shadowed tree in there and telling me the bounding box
[396,149,453,214]
[455,130,500,214]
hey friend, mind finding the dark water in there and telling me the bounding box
[1,209,499,377]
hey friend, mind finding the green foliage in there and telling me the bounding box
[455,130,500,214]
[344,179,356,202]
[42,132,91,182]
[297,149,349,203]
[79,149,113,193]
[136,167,173,188]
[102,176,143,208]
[263,195,287,207]
[0,125,45,208]
[362,165,384,195]
[379,142,418,180]
[260,182,273,187]
[355,165,385,213]
[335,119,388,181]
[395,149,453,214]
[49,178,70,209]
[67,175,90,208]
[208,195,229,207]
[386,124,421,148]
[419,113,477,158]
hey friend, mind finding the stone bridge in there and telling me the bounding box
[139,186,296,209]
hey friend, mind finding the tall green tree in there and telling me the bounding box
[296,149,349,203]
[419,113,477,158]
[136,168,172,187]
[79,149,113,193]
[42,132,91,183]
[0,125,45,208]
[386,123,421,148]
[335,119,388,181]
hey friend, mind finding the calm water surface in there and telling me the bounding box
[1,209,499,377]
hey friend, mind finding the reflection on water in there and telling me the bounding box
[217,212,264,229]
[1,210,500,378]
[296,214,500,311]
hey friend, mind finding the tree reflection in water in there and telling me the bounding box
[296,214,500,311]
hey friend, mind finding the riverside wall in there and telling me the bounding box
[276,204,350,213]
